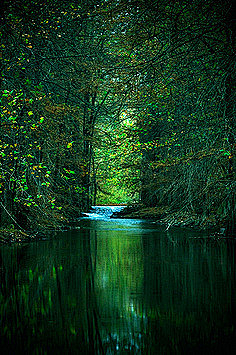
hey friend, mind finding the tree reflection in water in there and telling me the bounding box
[0,220,236,354]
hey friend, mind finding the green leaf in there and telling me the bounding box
[67,141,74,148]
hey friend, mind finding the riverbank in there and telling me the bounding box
[0,204,233,244]
[0,224,77,244]
[111,204,229,234]
[0,228,40,244]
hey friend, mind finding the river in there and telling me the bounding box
[0,206,236,354]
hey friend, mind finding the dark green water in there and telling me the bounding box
[1,214,236,354]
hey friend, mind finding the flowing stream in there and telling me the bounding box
[0,206,236,354]
[82,205,125,219]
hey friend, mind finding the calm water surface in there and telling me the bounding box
[1,207,236,354]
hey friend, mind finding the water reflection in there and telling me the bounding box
[0,219,236,354]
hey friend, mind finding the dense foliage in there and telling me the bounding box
[108,0,236,233]
[0,0,235,234]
